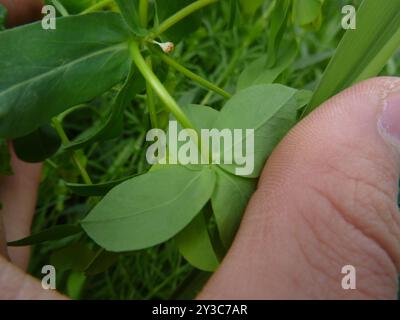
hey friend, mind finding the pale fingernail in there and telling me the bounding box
[379,91,400,145]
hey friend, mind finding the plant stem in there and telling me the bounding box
[154,0,219,37]
[129,41,194,130]
[201,47,242,105]
[139,0,149,28]
[145,57,159,128]
[81,0,114,14]
[52,118,92,185]
[152,47,232,100]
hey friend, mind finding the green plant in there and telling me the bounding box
[0,0,399,299]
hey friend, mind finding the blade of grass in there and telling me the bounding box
[303,0,400,116]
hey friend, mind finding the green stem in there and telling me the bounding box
[152,47,232,100]
[145,57,159,128]
[52,118,92,185]
[139,0,149,28]
[201,48,242,105]
[154,0,219,37]
[81,0,114,14]
[130,41,194,130]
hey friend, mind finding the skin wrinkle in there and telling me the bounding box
[323,162,400,264]
[322,160,400,240]
[285,173,396,299]
[308,181,399,273]
[292,230,340,298]
[247,186,378,298]
[237,187,337,299]
[299,184,397,297]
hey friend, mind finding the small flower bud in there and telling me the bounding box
[153,40,174,53]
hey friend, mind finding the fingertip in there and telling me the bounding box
[1,0,44,27]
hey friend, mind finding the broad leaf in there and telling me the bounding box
[176,212,219,272]
[7,224,82,246]
[0,12,132,139]
[304,0,400,114]
[211,167,256,247]
[82,165,216,251]
[115,0,147,36]
[13,124,61,163]
[214,84,302,178]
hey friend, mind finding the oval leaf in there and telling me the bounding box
[81,165,216,251]
[0,12,132,139]
[211,167,256,247]
[176,212,219,272]
[214,84,300,178]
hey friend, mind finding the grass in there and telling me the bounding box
[26,0,400,299]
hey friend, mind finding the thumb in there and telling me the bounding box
[200,77,400,299]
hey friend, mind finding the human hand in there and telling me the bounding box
[200,77,400,299]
